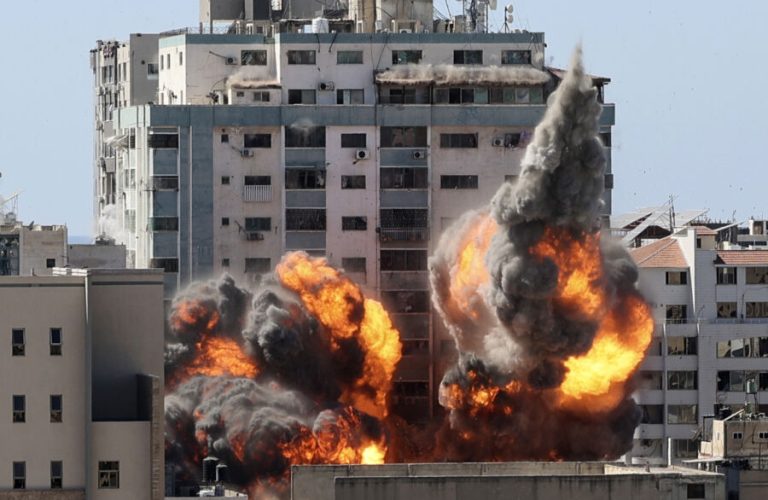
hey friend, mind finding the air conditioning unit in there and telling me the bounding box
[225,56,238,65]
[399,28,413,33]
[412,150,426,160]
[245,232,264,241]
[241,149,254,158]
[318,81,335,91]
[492,137,505,147]
[355,149,370,160]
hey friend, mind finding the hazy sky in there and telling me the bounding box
[0,0,765,237]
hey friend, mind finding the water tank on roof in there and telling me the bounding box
[311,17,329,33]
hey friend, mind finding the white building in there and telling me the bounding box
[629,224,768,464]
[0,269,164,499]
[92,1,616,421]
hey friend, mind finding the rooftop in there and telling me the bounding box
[629,237,687,268]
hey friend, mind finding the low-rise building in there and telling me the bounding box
[0,220,67,276]
[0,269,164,499]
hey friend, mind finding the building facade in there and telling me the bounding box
[0,220,67,276]
[0,269,164,499]
[630,225,768,465]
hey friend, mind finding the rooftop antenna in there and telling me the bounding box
[503,4,513,33]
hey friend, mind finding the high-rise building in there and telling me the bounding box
[0,268,164,499]
[91,1,616,420]
[629,224,768,465]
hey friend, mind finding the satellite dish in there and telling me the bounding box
[489,0,497,9]
[506,4,513,12]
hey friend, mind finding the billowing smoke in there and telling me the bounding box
[429,47,653,460]
[165,255,399,496]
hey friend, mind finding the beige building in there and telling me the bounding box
[0,269,164,499]
[0,221,67,276]
[291,462,724,500]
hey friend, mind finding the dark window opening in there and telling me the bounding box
[245,176,271,186]
[380,168,428,189]
[381,291,430,313]
[151,217,178,231]
[148,133,178,149]
[50,328,62,356]
[342,216,368,231]
[392,50,422,64]
[285,169,325,189]
[341,175,366,189]
[337,50,363,64]
[241,50,267,66]
[50,461,62,489]
[244,217,271,232]
[341,133,366,148]
[288,89,317,104]
[285,126,326,148]
[380,250,428,271]
[152,176,179,190]
[149,258,178,273]
[50,395,62,422]
[13,461,25,489]
[244,133,271,148]
[441,175,478,189]
[342,257,366,273]
[98,461,119,489]
[12,329,24,356]
[13,395,25,422]
[440,133,478,148]
[46,258,56,268]
[380,127,427,148]
[380,209,428,229]
[665,271,688,285]
[286,209,326,231]
[245,258,271,273]
[453,50,483,64]
[501,50,531,64]
[287,50,316,65]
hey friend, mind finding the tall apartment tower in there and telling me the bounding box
[91,4,615,420]
[0,269,164,499]
[629,225,768,464]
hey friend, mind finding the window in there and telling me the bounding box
[733,432,743,440]
[46,258,56,268]
[638,371,663,390]
[147,63,158,76]
[13,462,25,489]
[379,86,430,104]
[285,126,325,148]
[380,168,428,189]
[342,257,366,273]
[342,216,367,231]
[337,50,363,64]
[717,302,737,318]
[440,133,478,148]
[599,131,612,147]
[392,50,422,64]
[716,337,768,358]
[381,291,430,313]
[441,175,478,189]
[746,267,768,284]
[759,431,768,440]
[12,328,24,356]
[152,176,179,190]
[98,461,119,489]
[50,328,62,355]
[665,304,688,323]
[667,337,697,355]
[288,89,317,104]
[667,371,697,390]
[488,86,544,104]
[149,258,178,273]
[285,169,325,189]
[381,250,428,271]
[341,133,366,148]
[501,50,532,64]
[380,127,428,148]
[147,133,178,149]
[287,50,316,65]
[337,89,364,104]
[341,175,366,189]
[221,133,229,143]
[668,404,697,424]
[243,133,271,148]
[286,209,326,231]
[640,405,663,424]
[665,271,688,285]
[674,439,698,458]
[245,176,271,187]
[241,50,267,65]
[453,50,483,64]
[696,238,701,249]
[221,217,230,226]
[505,175,518,183]
[179,52,183,66]
[221,258,230,268]
[221,176,231,185]
[51,461,62,489]
[746,302,768,318]
[151,217,179,231]
[245,258,271,274]
[50,395,62,422]
[380,209,429,229]
[252,91,270,102]
[687,484,705,499]
[716,267,737,284]
[13,395,25,422]
[433,87,488,104]
[244,217,271,232]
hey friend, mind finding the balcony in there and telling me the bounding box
[379,227,429,242]
[243,185,272,202]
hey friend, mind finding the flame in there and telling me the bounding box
[450,215,498,318]
[557,295,653,412]
[171,299,220,333]
[276,252,402,418]
[182,336,259,380]
[279,408,387,466]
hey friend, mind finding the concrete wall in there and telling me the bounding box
[67,244,126,269]
[19,226,67,276]
[90,422,151,500]
[0,492,84,500]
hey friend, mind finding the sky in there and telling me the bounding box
[0,0,766,238]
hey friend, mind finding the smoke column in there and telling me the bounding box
[429,47,653,460]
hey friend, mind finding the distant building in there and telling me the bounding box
[0,269,164,499]
[0,220,67,276]
[291,462,724,500]
[629,224,768,465]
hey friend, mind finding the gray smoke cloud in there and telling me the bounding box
[429,47,648,460]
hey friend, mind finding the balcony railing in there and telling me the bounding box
[379,227,429,242]
[243,185,272,202]
[709,317,768,325]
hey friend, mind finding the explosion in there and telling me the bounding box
[164,47,653,497]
